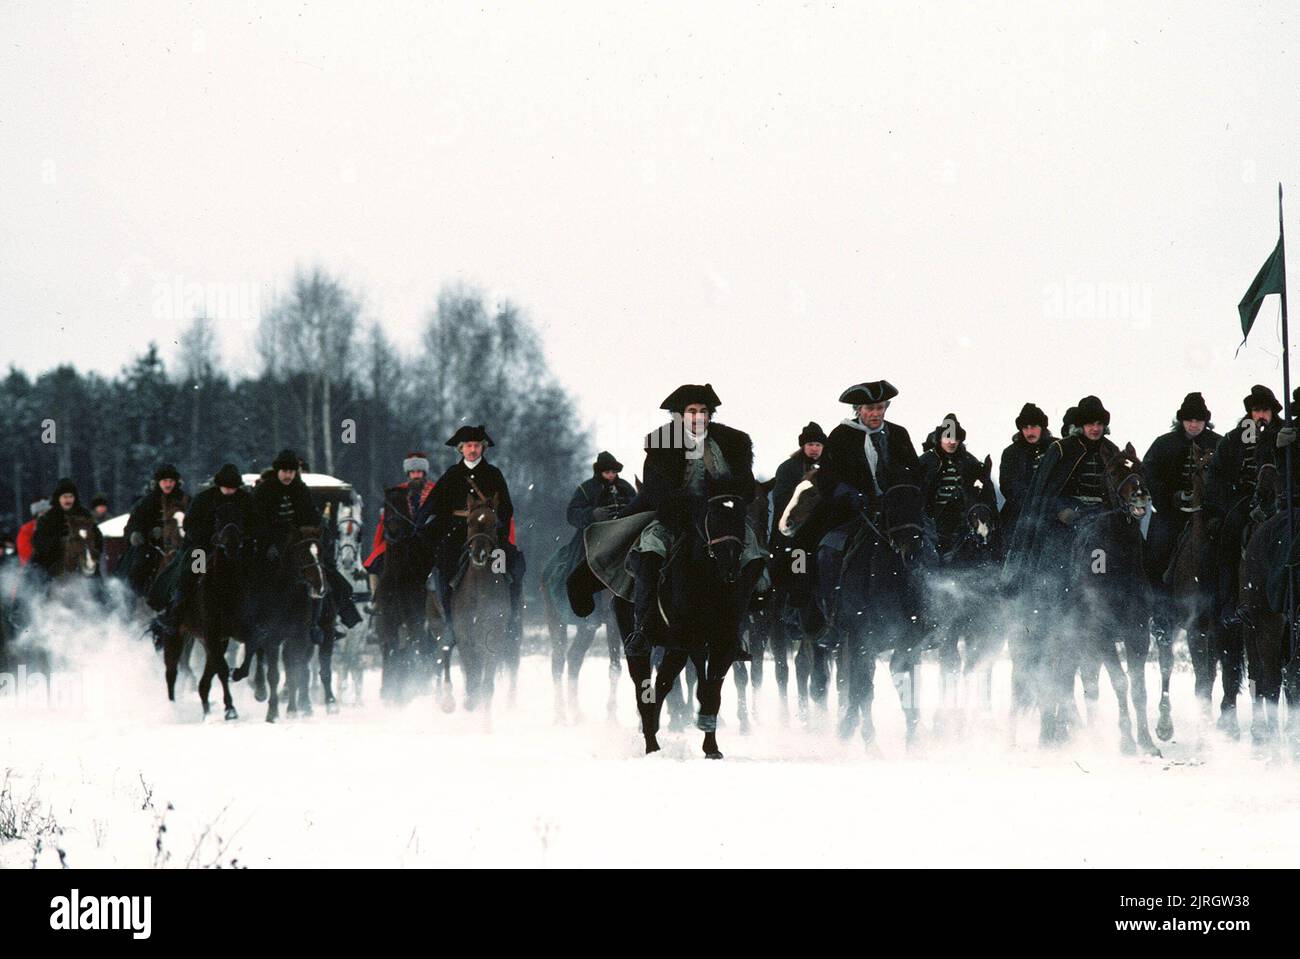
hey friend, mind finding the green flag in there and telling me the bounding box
[1239,234,1287,344]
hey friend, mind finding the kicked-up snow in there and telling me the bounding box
[2,581,1298,868]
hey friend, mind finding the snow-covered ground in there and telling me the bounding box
[3,584,1299,868]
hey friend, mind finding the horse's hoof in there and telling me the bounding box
[738,716,751,736]
[253,686,268,703]
[326,701,339,716]
[1120,736,1137,756]
[1217,709,1241,740]
[644,735,661,754]
[232,665,248,682]
[266,713,278,724]
[224,707,238,721]
[704,749,724,759]
[1156,710,1174,742]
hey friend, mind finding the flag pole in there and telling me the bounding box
[1279,183,1296,672]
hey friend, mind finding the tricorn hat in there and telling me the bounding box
[213,463,243,489]
[1014,402,1049,430]
[272,448,301,471]
[1075,395,1111,426]
[1243,384,1282,415]
[1176,391,1211,422]
[593,451,623,473]
[838,380,898,405]
[798,421,828,446]
[659,383,721,412]
[446,424,494,448]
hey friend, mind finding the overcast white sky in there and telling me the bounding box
[2,1,1298,477]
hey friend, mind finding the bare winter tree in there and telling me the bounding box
[177,315,219,484]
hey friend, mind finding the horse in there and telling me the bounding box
[254,525,326,722]
[51,513,103,587]
[448,493,512,715]
[642,483,766,758]
[1233,463,1295,749]
[1157,445,1217,740]
[775,465,836,726]
[924,455,1001,735]
[1048,442,1158,755]
[166,509,248,720]
[373,488,437,706]
[730,478,780,731]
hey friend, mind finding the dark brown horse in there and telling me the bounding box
[445,493,512,715]
[731,477,777,732]
[1158,445,1216,740]
[52,514,103,584]
[260,525,326,722]
[374,489,437,706]
[166,513,246,720]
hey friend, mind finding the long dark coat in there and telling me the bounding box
[544,472,636,612]
[1001,434,1121,591]
[770,451,819,544]
[252,470,321,547]
[1206,418,1275,516]
[621,420,755,517]
[814,418,920,509]
[428,459,515,578]
[998,430,1054,535]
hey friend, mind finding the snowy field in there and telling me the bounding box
[4,586,1300,870]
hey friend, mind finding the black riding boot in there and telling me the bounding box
[626,552,662,657]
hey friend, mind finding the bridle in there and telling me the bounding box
[700,494,744,561]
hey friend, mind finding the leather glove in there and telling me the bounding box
[1057,507,1078,526]
[130,532,144,547]
[591,505,619,522]
[1278,425,1297,449]
[150,526,163,541]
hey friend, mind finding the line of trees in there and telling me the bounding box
[0,269,593,590]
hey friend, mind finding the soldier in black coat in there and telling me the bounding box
[918,413,990,553]
[568,451,636,531]
[122,463,190,594]
[1143,392,1222,640]
[998,403,1053,540]
[770,422,826,544]
[814,380,920,510]
[252,449,361,630]
[769,422,828,637]
[32,478,102,578]
[149,463,256,644]
[620,384,758,655]
[426,425,524,634]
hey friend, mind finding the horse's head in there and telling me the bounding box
[1187,446,1214,510]
[1255,460,1282,517]
[882,483,928,565]
[696,491,748,585]
[62,514,100,577]
[288,525,326,599]
[1102,442,1151,521]
[464,494,500,567]
[161,508,186,562]
[957,455,999,550]
[777,465,822,538]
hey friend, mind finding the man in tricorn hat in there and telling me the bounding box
[427,424,524,642]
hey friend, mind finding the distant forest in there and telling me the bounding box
[1,268,592,585]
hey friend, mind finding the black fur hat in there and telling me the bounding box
[1014,403,1048,430]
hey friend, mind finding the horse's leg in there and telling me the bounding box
[549,616,567,721]
[650,649,689,753]
[1125,630,1159,755]
[320,628,337,714]
[935,630,959,737]
[770,612,790,724]
[215,637,237,720]
[163,631,183,703]
[1218,623,1245,738]
[1099,637,1137,755]
[731,658,750,735]
[565,621,596,723]
[264,639,281,723]
[1154,619,1175,742]
[197,635,216,719]
[698,649,730,759]
[890,643,921,749]
[603,609,621,721]
[253,646,268,703]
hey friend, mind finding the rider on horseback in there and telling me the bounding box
[426,425,525,642]
[619,384,760,659]
[366,451,437,587]
[998,403,1053,541]
[1143,392,1222,642]
[919,412,989,554]
[122,463,190,594]
[31,478,102,580]
[252,449,362,638]
[812,380,921,587]
[149,463,256,645]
